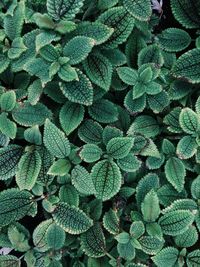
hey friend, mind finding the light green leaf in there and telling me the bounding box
[80,144,102,163]
[176,135,197,159]
[0,112,17,139]
[0,255,20,267]
[43,119,71,158]
[24,126,42,145]
[141,190,160,222]
[8,37,27,59]
[152,247,179,267]
[179,107,199,134]
[117,66,138,85]
[186,250,200,267]
[48,159,71,176]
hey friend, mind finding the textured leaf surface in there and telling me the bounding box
[106,137,134,159]
[80,144,102,163]
[44,119,70,158]
[123,0,152,21]
[103,209,120,235]
[172,49,200,83]
[83,52,113,91]
[81,223,106,258]
[0,255,20,267]
[47,0,84,20]
[159,210,194,236]
[165,157,186,192]
[60,69,93,106]
[0,145,23,180]
[152,247,179,267]
[52,202,93,234]
[16,150,41,190]
[176,136,197,159]
[0,188,36,226]
[179,108,199,134]
[91,160,122,201]
[0,90,16,111]
[186,250,200,267]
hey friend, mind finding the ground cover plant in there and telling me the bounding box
[0,0,200,266]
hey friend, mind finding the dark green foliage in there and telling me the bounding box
[0,0,200,266]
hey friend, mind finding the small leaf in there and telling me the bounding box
[46,223,65,250]
[139,236,164,255]
[106,137,134,159]
[0,113,17,139]
[78,119,103,144]
[48,159,71,176]
[43,119,71,158]
[176,136,197,159]
[165,157,186,192]
[117,66,138,85]
[52,202,93,234]
[141,190,160,222]
[80,144,102,163]
[16,150,42,190]
[8,37,27,59]
[0,255,20,267]
[103,209,120,235]
[130,221,145,239]
[91,160,122,201]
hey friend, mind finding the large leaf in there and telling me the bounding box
[171,0,200,29]
[172,49,200,83]
[46,223,66,250]
[52,202,93,234]
[60,69,93,106]
[0,255,21,267]
[123,0,152,21]
[16,150,42,190]
[43,119,71,158]
[165,157,186,192]
[0,188,37,226]
[47,0,84,21]
[106,137,134,159]
[97,7,135,48]
[0,145,23,180]
[152,247,179,267]
[12,102,52,127]
[159,210,194,236]
[83,52,113,91]
[186,250,200,267]
[59,102,84,135]
[91,159,122,201]
[63,36,95,65]
[81,223,106,258]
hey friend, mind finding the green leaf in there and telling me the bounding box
[117,153,141,172]
[39,45,59,63]
[4,0,25,40]
[117,66,138,85]
[80,144,102,163]
[147,91,170,114]
[46,223,65,250]
[179,107,199,134]
[165,157,186,192]
[139,236,164,255]
[186,250,200,267]
[0,145,23,180]
[78,119,103,144]
[115,232,130,244]
[0,188,36,226]
[158,28,191,52]
[141,190,160,222]
[43,119,71,158]
[191,176,200,199]
[16,150,42,190]
[63,36,95,65]
[8,225,30,252]
[60,69,93,106]
[81,223,106,258]
[8,37,27,59]
[48,159,71,176]
[123,0,152,21]
[72,22,114,45]
[0,113,17,139]
[103,209,120,235]
[176,136,197,159]
[52,202,93,234]
[47,0,84,21]
[130,221,145,239]
[158,210,194,236]
[128,115,160,138]
[59,102,84,136]
[172,49,200,83]
[91,159,122,201]
[152,247,179,267]
[59,184,79,206]
[0,255,21,267]
[97,7,135,48]
[174,225,198,248]
[33,219,53,252]
[35,31,61,52]
[171,0,200,29]
[117,241,135,261]
[138,44,164,67]
[12,102,52,127]
[83,52,113,91]
[58,64,78,82]
[71,165,96,195]
[27,79,43,106]
[88,99,118,123]
[106,137,134,159]
[0,55,10,74]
